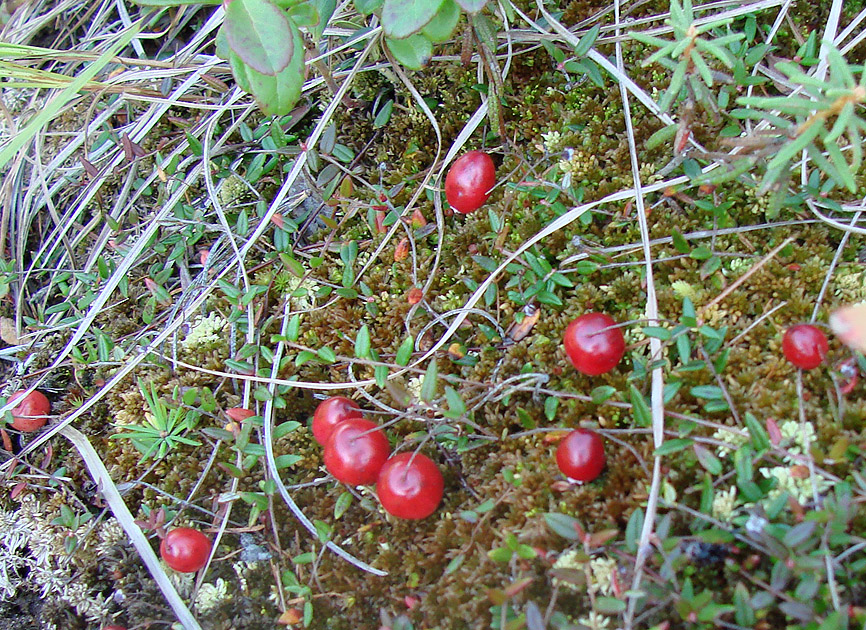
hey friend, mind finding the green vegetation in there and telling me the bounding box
[1,0,866,629]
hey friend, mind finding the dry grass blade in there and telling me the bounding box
[60,426,202,630]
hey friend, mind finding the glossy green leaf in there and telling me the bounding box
[229,20,304,116]
[423,0,460,42]
[454,0,485,12]
[224,0,293,75]
[420,361,438,402]
[381,0,444,39]
[544,513,580,540]
[385,34,433,70]
[355,325,371,359]
[334,491,352,519]
[395,336,414,366]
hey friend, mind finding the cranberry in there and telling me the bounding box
[782,324,828,370]
[556,428,605,483]
[444,151,496,214]
[159,527,212,573]
[312,396,362,446]
[376,452,443,520]
[103,626,126,630]
[563,313,626,376]
[6,390,50,432]
[323,417,390,485]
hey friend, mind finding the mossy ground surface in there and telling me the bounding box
[2,1,866,629]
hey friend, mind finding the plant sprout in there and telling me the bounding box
[630,0,744,112]
[734,44,866,194]
[111,381,201,461]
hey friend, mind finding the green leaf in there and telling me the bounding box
[355,325,371,359]
[642,326,671,340]
[594,597,626,614]
[544,396,559,421]
[132,0,220,5]
[334,491,352,519]
[355,0,382,12]
[487,547,513,563]
[275,454,302,468]
[444,553,465,574]
[693,443,722,474]
[690,385,724,400]
[372,99,394,128]
[744,412,769,452]
[224,0,293,75]
[544,513,580,540]
[654,438,692,456]
[381,0,445,39]
[317,346,336,363]
[420,361,438,402]
[385,34,433,70]
[454,0,485,12]
[229,20,305,116]
[574,24,600,57]
[591,385,617,404]
[444,386,466,417]
[630,385,651,426]
[423,0,460,42]
[287,2,319,26]
[293,552,315,564]
[395,336,414,366]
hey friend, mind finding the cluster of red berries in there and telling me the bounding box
[555,312,840,485]
[313,397,444,520]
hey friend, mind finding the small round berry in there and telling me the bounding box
[159,527,212,573]
[782,324,828,370]
[312,396,362,446]
[7,390,50,432]
[323,417,390,485]
[556,428,605,483]
[376,452,444,520]
[563,313,626,376]
[444,151,496,214]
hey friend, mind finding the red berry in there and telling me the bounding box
[312,396,362,446]
[323,417,390,485]
[556,428,605,482]
[7,390,50,432]
[159,527,212,573]
[782,324,828,370]
[103,626,126,630]
[563,313,626,376]
[376,452,443,520]
[444,151,496,214]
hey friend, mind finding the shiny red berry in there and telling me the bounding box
[444,151,496,214]
[376,452,443,520]
[563,313,626,376]
[312,396,362,446]
[159,527,212,573]
[323,417,390,485]
[782,324,828,370]
[7,390,50,432]
[556,428,605,482]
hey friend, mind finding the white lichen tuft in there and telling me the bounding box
[552,550,616,596]
[712,426,749,456]
[778,420,816,462]
[759,466,831,504]
[577,611,611,629]
[181,313,228,351]
[541,130,564,153]
[712,486,738,521]
[0,498,109,624]
[194,578,229,612]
